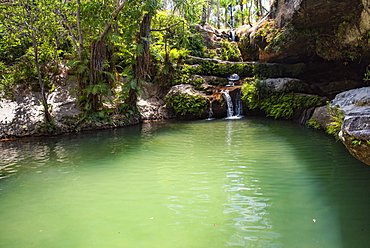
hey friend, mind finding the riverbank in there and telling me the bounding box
[0,78,142,141]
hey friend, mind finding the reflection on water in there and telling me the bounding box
[0,118,370,247]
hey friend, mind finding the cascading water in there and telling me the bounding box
[235,91,243,117]
[206,101,215,120]
[222,90,234,118]
[222,90,243,119]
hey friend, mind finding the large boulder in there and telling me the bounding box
[138,97,175,120]
[332,87,370,165]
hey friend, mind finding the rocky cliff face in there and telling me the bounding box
[234,0,370,100]
[261,0,370,165]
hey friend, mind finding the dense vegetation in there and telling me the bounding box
[0,0,268,129]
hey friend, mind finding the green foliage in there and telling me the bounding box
[350,139,370,147]
[307,118,321,129]
[220,41,242,62]
[164,92,207,116]
[364,66,370,82]
[193,61,254,77]
[238,35,259,61]
[169,0,206,24]
[241,78,322,119]
[172,64,195,85]
[151,12,206,57]
[326,105,344,139]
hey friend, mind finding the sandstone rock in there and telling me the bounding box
[166,84,206,97]
[138,97,175,120]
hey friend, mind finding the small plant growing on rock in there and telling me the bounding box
[326,105,344,139]
[307,118,321,129]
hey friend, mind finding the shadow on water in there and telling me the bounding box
[251,118,370,247]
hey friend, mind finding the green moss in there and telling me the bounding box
[241,79,322,119]
[253,63,284,78]
[238,35,259,61]
[220,41,242,62]
[253,20,295,53]
[164,92,207,116]
[194,61,254,77]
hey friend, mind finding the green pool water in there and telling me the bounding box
[1,118,369,248]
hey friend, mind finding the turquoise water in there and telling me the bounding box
[0,118,369,247]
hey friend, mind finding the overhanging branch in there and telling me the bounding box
[150,20,184,32]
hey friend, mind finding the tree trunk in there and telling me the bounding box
[126,12,153,113]
[217,0,220,29]
[88,39,113,111]
[247,0,253,27]
[76,0,84,60]
[207,0,214,24]
[135,12,152,84]
[200,5,207,26]
[31,29,53,124]
[239,0,244,25]
[80,0,127,113]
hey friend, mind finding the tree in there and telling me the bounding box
[87,0,127,113]
[1,0,62,124]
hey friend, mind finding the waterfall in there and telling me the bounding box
[222,90,244,119]
[228,30,237,42]
[235,91,243,116]
[206,101,215,120]
[223,90,234,118]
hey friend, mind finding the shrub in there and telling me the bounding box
[220,41,242,62]
[164,92,207,116]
